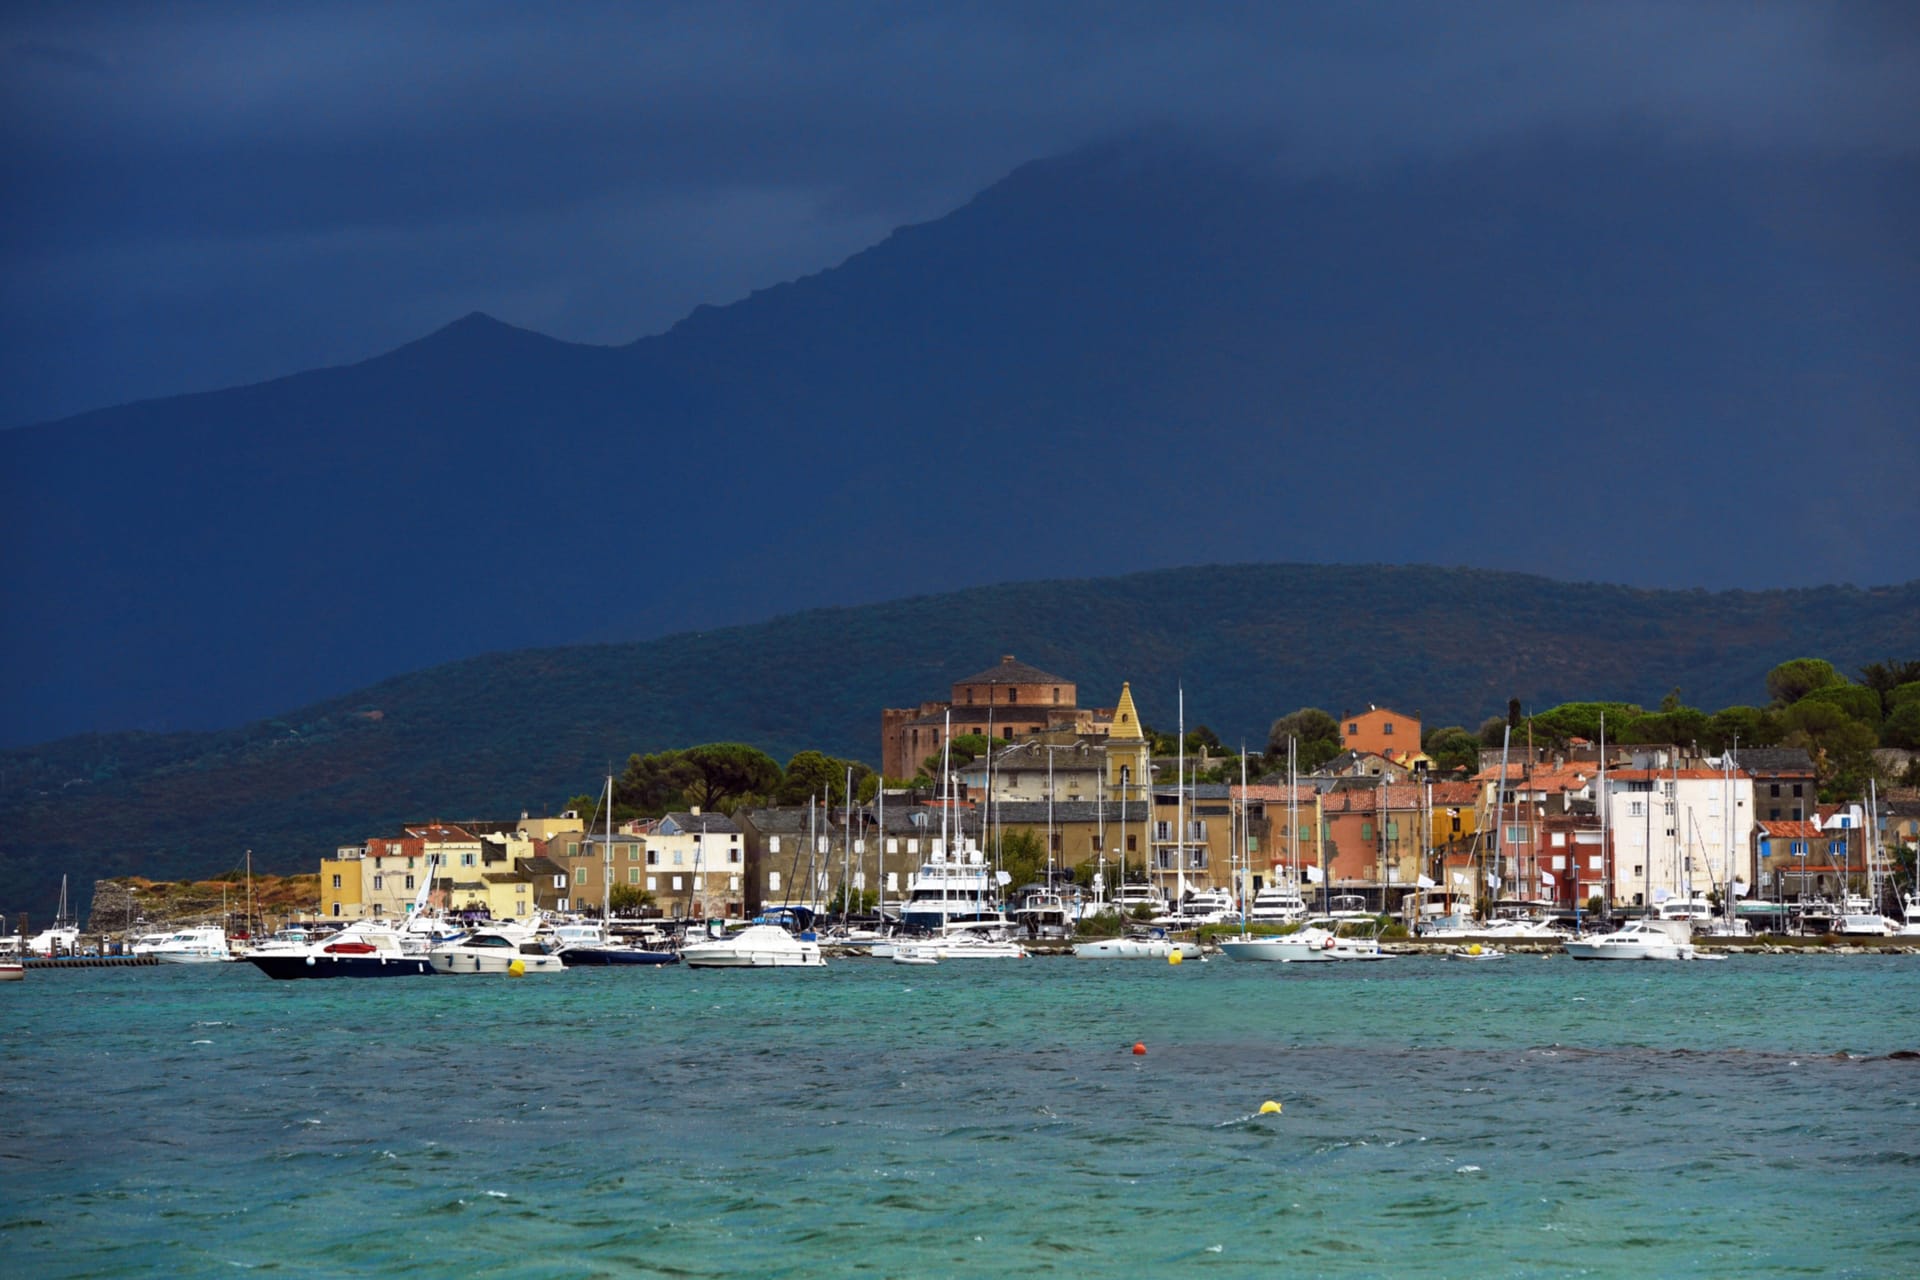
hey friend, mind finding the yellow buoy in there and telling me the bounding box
[1168,950,1183,965]
[1467,943,1482,956]
[1259,1100,1283,1115]
[507,958,526,977]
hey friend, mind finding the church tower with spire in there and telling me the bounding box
[1104,682,1152,803]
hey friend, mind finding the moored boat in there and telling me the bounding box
[428,931,566,974]
[144,925,233,964]
[1562,919,1697,961]
[680,923,824,969]
[248,926,435,979]
[1218,926,1385,963]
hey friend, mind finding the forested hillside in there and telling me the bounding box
[3,563,1916,917]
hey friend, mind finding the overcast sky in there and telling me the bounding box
[2,1,1915,426]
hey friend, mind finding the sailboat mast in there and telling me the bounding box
[842,765,853,921]
[1597,712,1608,927]
[603,774,614,921]
[1176,687,1187,904]
[1490,724,1511,920]
[875,782,886,922]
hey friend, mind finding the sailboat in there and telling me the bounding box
[557,776,681,966]
[1834,782,1898,937]
[26,876,81,957]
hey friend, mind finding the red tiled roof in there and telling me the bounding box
[1757,821,1822,839]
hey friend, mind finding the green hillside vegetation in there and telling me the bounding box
[2,564,1917,916]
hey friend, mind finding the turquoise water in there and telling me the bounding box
[3,956,1917,1278]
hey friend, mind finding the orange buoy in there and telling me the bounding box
[1132,1042,1147,1056]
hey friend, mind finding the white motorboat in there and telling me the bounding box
[1305,893,1377,927]
[1898,895,1920,937]
[248,925,435,979]
[1111,884,1168,917]
[1248,886,1308,924]
[892,950,939,966]
[427,931,567,974]
[1218,926,1386,963]
[1832,912,1898,937]
[875,922,1028,959]
[143,925,233,964]
[1446,943,1507,960]
[680,924,825,969]
[1562,919,1697,961]
[1071,935,1202,960]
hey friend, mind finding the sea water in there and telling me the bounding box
[2,956,1916,1278]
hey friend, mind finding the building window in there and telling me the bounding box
[1792,784,1803,797]
[372,875,383,890]
[331,902,341,917]
[1361,822,1373,841]
[1629,801,1644,818]
[461,853,475,866]
[673,850,684,866]
[1349,723,1359,735]
[647,876,658,891]
[672,876,683,891]
[405,875,415,890]
[728,849,741,865]
[1383,722,1394,735]
[1009,688,1018,703]
[1770,783,1780,797]
[1126,835,1137,852]
[1153,821,1171,841]
[629,868,640,884]
[966,689,974,704]
[332,874,342,889]
[568,842,579,856]
[647,850,659,866]
[1053,687,1060,704]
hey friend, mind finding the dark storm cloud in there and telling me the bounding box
[2,1,1915,423]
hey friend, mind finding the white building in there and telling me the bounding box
[1600,752,1754,908]
[643,810,745,918]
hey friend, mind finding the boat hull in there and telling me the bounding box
[249,953,435,979]
[1071,938,1200,959]
[560,946,681,967]
[681,949,823,968]
[427,951,566,974]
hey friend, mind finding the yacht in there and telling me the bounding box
[680,923,825,968]
[428,931,567,975]
[1218,926,1386,963]
[1248,885,1308,924]
[143,926,233,964]
[1562,919,1698,961]
[898,846,1011,935]
[248,925,434,979]
[1898,894,1920,937]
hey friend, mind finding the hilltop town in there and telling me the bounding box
[80,653,1917,937]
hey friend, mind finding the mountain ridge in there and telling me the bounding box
[2,137,1914,746]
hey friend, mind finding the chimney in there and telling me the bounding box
[690,805,702,817]
[1002,655,1015,665]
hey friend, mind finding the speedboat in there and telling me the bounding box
[1072,933,1202,960]
[553,921,679,966]
[1898,895,1920,937]
[680,924,825,969]
[1832,910,1898,937]
[1218,926,1385,963]
[144,925,233,963]
[428,931,566,974]
[1446,943,1507,960]
[1473,916,1567,939]
[248,926,434,979]
[1562,919,1696,961]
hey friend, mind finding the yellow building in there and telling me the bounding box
[1104,682,1153,804]
[320,847,368,919]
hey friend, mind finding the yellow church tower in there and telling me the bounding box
[1104,682,1152,803]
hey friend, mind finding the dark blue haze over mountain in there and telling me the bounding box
[3,137,1917,747]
